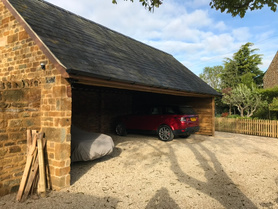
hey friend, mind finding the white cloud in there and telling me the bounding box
[184,10,212,27]
[232,27,251,42]
[214,21,227,31]
[204,33,235,53]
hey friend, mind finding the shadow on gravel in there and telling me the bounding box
[145,187,181,209]
[0,191,118,209]
[167,136,257,208]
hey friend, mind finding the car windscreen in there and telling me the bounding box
[164,106,196,115]
[178,106,197,115]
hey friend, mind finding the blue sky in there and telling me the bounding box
[45,0,278,76]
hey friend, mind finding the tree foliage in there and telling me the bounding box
[199,43,265,118]
[112,0,162,11]
[258,86,278,118]
[221,42,263,89]
[220,59,239,89]
[199,66,223,90]
[112,0,278,17]
[260,86,278,103]
[269,98,278,111]
[210,0,278,18]
[222,84,263,117]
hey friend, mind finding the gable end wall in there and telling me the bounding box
[0,1,72,196]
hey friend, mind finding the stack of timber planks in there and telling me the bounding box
[16,130,47,202]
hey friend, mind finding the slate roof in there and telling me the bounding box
[7,0,220,96]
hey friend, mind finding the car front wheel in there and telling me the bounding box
[158,125,174,141]
[115,123,127,136]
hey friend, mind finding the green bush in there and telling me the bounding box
[255,87,278,119]
[252,106,269,119]
[226,114,253,119]
[227,114,240,118]
[259,86,278,103]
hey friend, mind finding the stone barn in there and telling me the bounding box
[0,0,220,196]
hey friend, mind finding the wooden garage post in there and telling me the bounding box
[212,97,215,136]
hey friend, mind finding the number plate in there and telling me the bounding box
[190,117,196,121]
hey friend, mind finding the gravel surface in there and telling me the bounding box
[1,131,278,209]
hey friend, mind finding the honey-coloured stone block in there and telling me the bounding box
[50,175,69,190]
[8,119,23,128]
[7,33,18,44]
[54,143,70,161]
[3,90,23,102]
[9,145,21,153]
[18,31,29,41]
[42,127,67,143]
[53,85,66,98]
[54,166,70,176]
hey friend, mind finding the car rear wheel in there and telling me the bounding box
[158,125,174,141]
[115,123,127,136]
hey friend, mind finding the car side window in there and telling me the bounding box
[151,107,160,115]
[165,106,175,114]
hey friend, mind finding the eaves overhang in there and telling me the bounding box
[67,69,221,98]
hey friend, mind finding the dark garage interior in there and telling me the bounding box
[71,84,215,136]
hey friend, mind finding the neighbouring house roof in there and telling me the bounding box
[4,0,220,96]
[263,51,278,89]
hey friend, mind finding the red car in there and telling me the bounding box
[115,105,200,141]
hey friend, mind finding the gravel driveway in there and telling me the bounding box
[1,131,278,209]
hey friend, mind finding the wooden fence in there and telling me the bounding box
[215,117,278,138]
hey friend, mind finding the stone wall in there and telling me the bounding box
[264,51,278,89]
[0,1,71,196]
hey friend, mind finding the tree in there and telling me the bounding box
[222,84,263,117]
[112,0,278,17]
[221,59,239,89]
[199,66,223,90]
[221,87,233,115]
[221,42,263,89]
